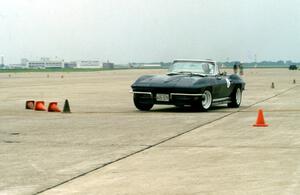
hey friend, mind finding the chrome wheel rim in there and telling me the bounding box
[236,88,242,105]
[202,90,212,109]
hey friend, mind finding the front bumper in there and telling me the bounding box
[130,90,203,105]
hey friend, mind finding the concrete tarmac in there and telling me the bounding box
[0,69,299,195]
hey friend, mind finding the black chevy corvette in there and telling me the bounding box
[131,59,245,111]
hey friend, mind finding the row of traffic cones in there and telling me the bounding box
[271,79,296,89]
[26,99,71,113]
[25,100,268,126]
[46,74,64,78]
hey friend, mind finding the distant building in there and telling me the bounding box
[8,64,27,69]
[64,61,77,68]
[21,58,29,66]
[103,61,114,69]
[77,60,102,68]
[129,63,162,68]
[21,58,64,68]
[142,63,161,68]
[16,58,118,69]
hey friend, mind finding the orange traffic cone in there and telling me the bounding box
[35,101,47,111]
[253,109,268,127]
[48,102,61,112]
[26,100,35,109]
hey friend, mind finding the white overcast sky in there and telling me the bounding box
[0,0,300,64]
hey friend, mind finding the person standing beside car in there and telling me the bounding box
[239,63,244,75]
[233,63,238,74]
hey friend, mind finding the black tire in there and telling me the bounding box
[133,97,153,111]
[192,89,213,112]
[228,87,242,108]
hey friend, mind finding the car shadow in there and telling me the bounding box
[149,105,237,113]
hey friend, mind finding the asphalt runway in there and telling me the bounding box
[0,69,299,195]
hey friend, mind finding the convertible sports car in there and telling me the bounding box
[131,59,245,111]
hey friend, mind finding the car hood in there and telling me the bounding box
[132,74,210,88]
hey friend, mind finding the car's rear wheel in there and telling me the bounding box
[228,87,242,108]
[133,97,153,111]
[192,89,212,111]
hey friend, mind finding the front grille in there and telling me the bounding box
[132,87,200,94]
[133,87,202,106]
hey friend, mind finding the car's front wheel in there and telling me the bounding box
[192,89,213,111]
[228,87,242,108]
[133,97,153,111]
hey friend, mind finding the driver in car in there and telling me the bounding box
[202,63,211,74]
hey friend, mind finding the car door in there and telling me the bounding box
[214,75,231,98]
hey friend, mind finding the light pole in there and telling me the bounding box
[0,55,4,68]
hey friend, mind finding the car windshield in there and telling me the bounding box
[168,61,215,75]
